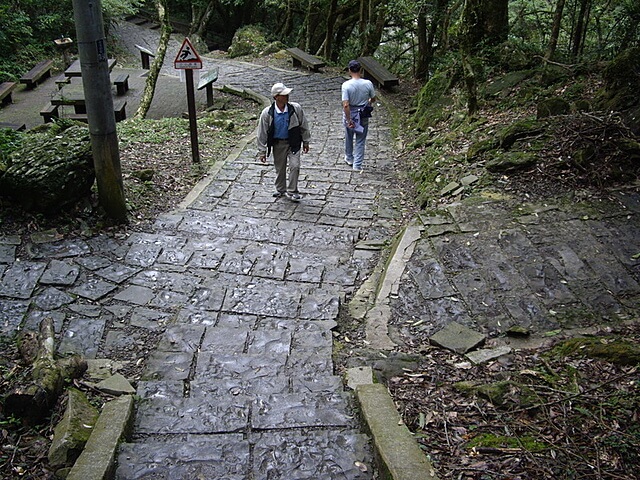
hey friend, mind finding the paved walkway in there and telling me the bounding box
[1,20,402,479]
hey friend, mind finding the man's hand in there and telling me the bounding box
[303,143,309,154]
[258,154,266,163]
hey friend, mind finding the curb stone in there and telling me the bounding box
[66,395,134,480]
[356,383,439,480]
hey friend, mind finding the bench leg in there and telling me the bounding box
[291,58,302,68]
[141,53,150,69]
[205,85,214,108]
[116,81,128,96]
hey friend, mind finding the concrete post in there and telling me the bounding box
[72,0,127,221]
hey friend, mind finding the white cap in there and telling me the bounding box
[271,82,292,97]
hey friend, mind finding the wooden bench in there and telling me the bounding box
[113,99,127,122]
[0,81,17,106]
[20,59,54,89]
[55,99,127,123]
[135,44,155,69]
[197,68,219,107]
[66,113,88,123]
[113,73,129,95]
[0,121,26,131]
[40,103,60,123]
[286,47,325,72]
[357,56,399,89]
[55,74,71,89]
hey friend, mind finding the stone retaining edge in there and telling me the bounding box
[356,383,439,480]
[66,395,134,480]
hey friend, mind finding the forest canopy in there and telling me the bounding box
[1,0,638,83]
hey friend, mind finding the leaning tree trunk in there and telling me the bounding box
[545,0,566,61]
[135,0,172,119]
[190,0,215,40]
[416,10,429,79]
[4,318,87,425]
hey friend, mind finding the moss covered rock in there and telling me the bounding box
[537,97,571,119]
[554,337,640,366]
[597,47,640,131]
[483,69,535,97]
[412,72,454,130]
[0,124,94,213]
[467,137,499,161]
[498,119,545,149]
[228,25,268,58]
[486,151,538,173]
[48,388,99,467]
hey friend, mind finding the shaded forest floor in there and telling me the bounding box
[374,64,640,480]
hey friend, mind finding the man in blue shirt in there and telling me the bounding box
[342,60,376,173]
[257,83,311,201]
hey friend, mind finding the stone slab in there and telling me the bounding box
[429,321,485,354]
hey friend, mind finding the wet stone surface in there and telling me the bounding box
[0,45,395,475]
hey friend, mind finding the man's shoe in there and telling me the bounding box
[344,157,353,166]
[273,191,285,198]
[353,167,363,173]
[286,192,301,201]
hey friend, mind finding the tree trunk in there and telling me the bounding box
[359,0,369,51]
[323,0,338,59]
[415,10,428,79]
[483,0,509,45]
[460,0,480,115]
[416,0,451,81]
[5,318,87,425]
[461,0,508,51]
[462,54,478,115]
[570,0,591,60]
[545,0,566,61]
[277,0,294,38]
[361,0,386,56]
[135,0,172,119]
[190,0,215,39]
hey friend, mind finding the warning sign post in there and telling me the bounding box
[174,38,203,163]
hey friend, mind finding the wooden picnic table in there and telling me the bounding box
[50,87,87,114]
[64,58,117,77]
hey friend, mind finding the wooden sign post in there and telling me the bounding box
[174,37,203,163]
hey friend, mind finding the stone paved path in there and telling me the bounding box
[109,56,401,479]
[0,21,402,479]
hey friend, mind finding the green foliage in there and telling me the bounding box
[102,0,144,20]
[466,432,548,453]
[0,129,24,170]
[0,0,142,81]
[117,117,191,145]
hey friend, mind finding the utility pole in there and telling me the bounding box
[72,0,127,221]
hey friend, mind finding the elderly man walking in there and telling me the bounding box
[342,60,376,172]
[257,82,311,201]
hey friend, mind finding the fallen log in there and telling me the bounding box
[4,318,87,424]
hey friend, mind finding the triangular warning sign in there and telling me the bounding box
[174,37,202,69]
